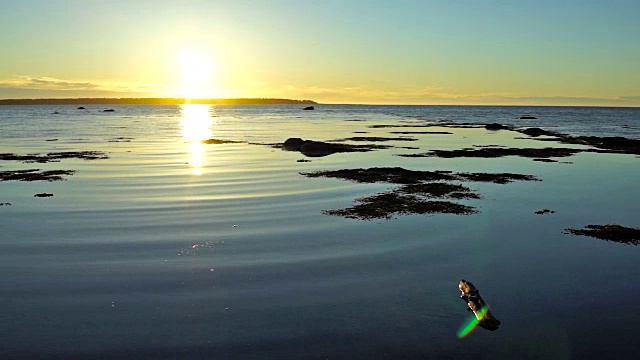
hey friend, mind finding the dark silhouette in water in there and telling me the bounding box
[459,279,501,331]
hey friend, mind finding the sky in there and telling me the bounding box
[1,0,639,106]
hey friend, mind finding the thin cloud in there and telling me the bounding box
[1,76,101,90]
[0,76,172,96]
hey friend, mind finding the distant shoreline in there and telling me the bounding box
[0,98,317,105]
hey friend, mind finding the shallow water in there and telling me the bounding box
[1,104,639,359]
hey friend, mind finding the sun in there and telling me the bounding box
[177,48,216,98]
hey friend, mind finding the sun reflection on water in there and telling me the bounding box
[180,104,213,175]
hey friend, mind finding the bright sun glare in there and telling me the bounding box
[180,104,213,175]
[178,49,216,98]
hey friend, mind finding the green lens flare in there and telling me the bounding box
[456,306,489,339]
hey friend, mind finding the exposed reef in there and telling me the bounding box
[0,169,76,182]
[0,151,108,163]
[514,127,639,155]
[398,146,586,160]
[564,224,640,245]
[364,121,640,156]
[553,135,640,155]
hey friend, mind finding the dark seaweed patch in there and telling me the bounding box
[302,167,456,184]
[390,131,452,135]
[333,136,418,142]
[399,147,584,160]
[108,137,133,142]
[564,224,640,245]
[303,167,539,220]
[0,151,108,163]
[535,209,556,215]
[0,169,75,182]
[367,124,437,129]
[201,138,245,144]
[397,182,481,199]
[455,172,540,184]
[302,167,539,185]
[323,193,477,220]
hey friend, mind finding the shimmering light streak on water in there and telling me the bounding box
[180,104,213,175]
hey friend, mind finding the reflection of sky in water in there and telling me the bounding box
[180,104,213,175]
[2,105,640,359]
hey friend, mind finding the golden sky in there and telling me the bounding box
[1,0,639,106]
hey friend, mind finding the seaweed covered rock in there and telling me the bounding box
[485,123,509,131]
[520,127,556,137]
[281,138,389,157]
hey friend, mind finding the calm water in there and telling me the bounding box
[1,105,639,359]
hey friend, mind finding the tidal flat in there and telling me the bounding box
[1,104,639,359]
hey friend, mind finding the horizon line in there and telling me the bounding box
[0,97,638,108]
